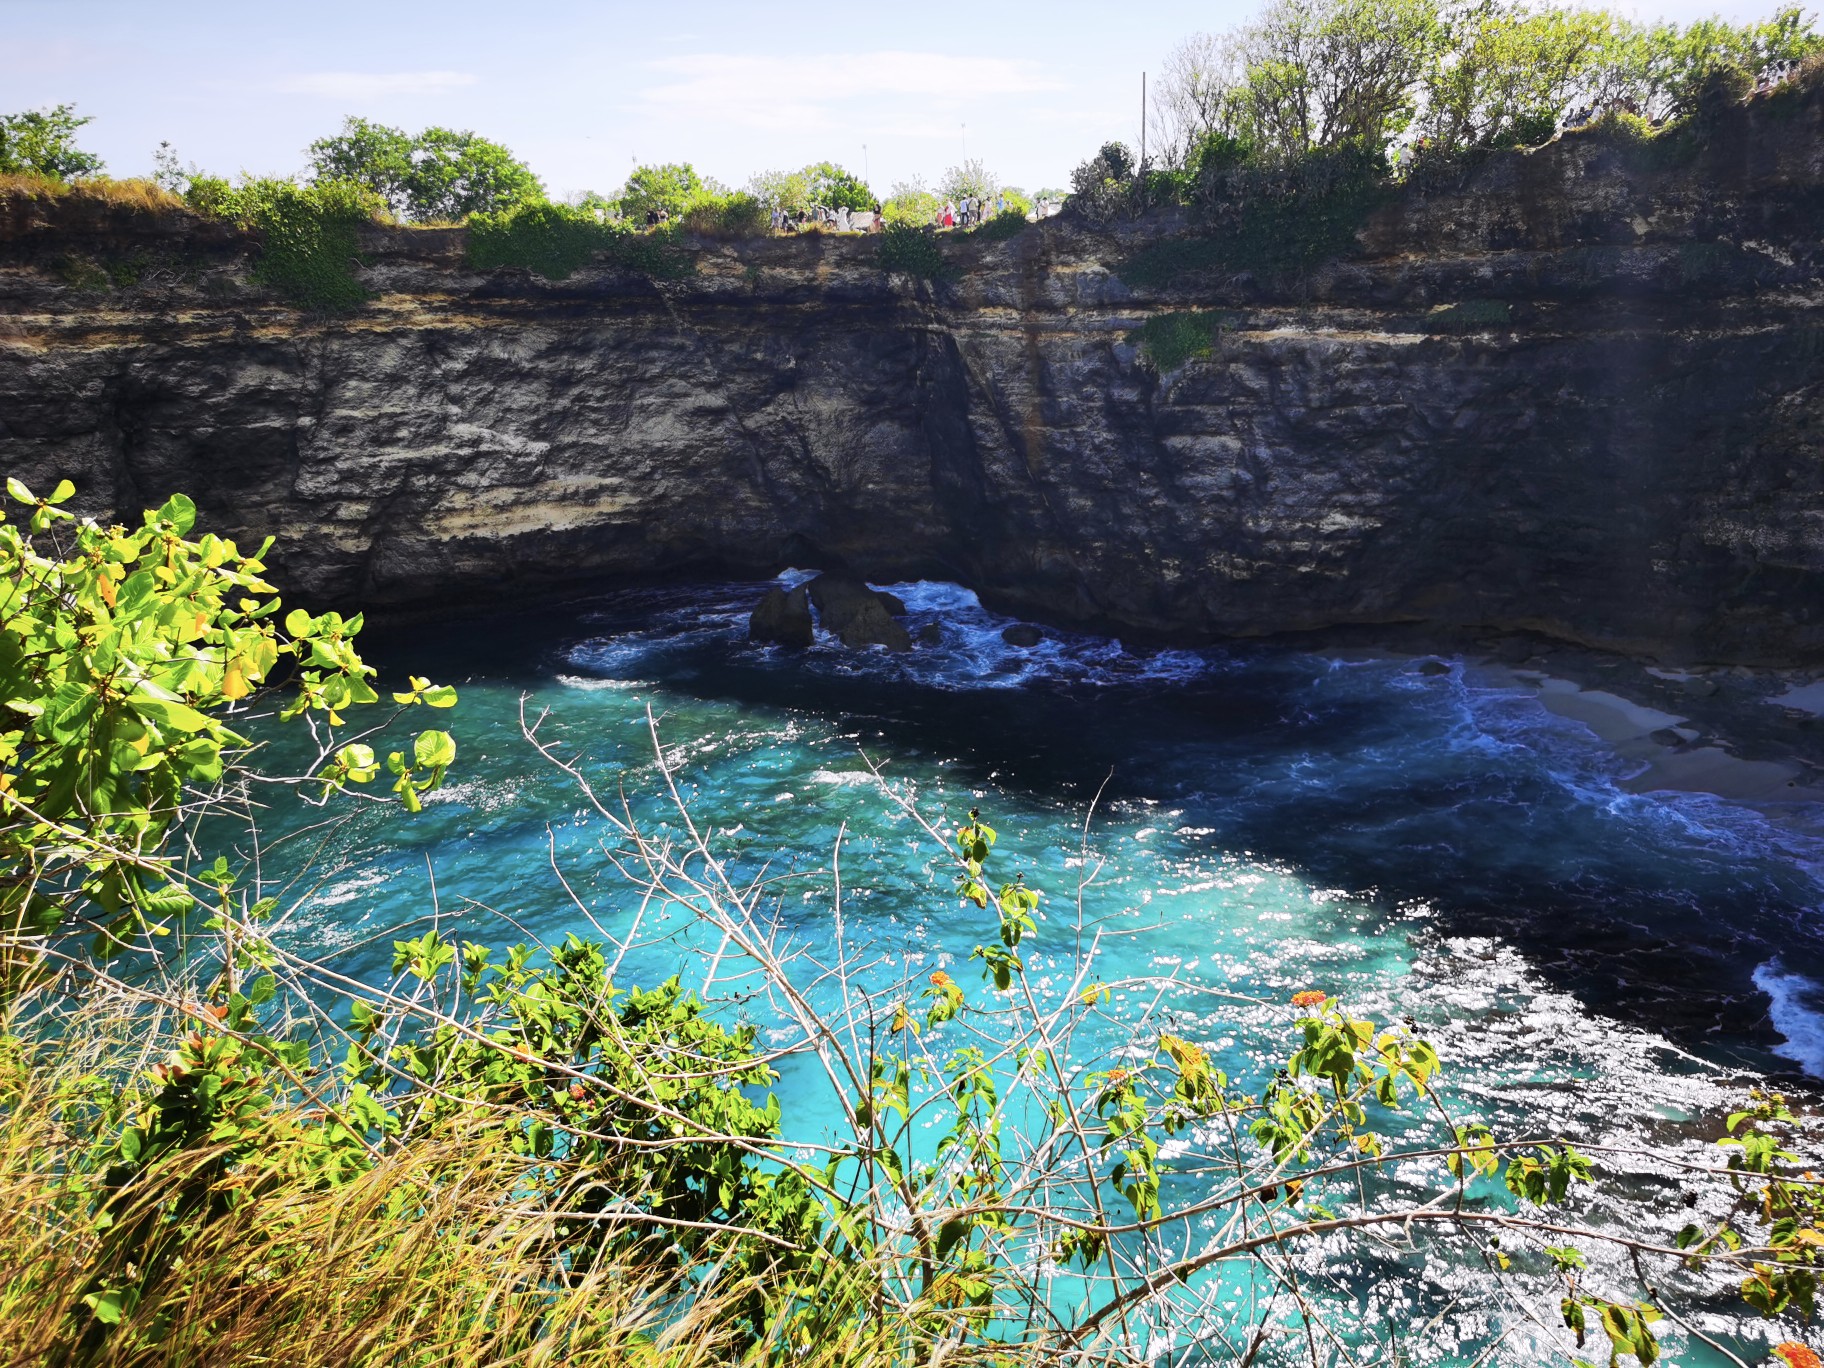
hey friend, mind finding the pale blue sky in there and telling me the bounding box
[0,0,1795,199]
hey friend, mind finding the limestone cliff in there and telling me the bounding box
[3,87,1823,664]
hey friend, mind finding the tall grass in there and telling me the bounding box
[0,175,185,213]
[0,994,987,1368]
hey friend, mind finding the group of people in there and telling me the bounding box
[934,193,1007,229]
[767,203,884,233]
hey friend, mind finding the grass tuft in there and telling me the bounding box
[1128,310,1242,370]
[0,174,185,213]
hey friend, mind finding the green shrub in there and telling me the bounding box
[876,223,947,279]
[185,176,380,313]
[681,191,768,239]
[968,208,1030,244]
[1129,310,1241,370]
[1589,109,1655,145]
[52,253,110,292]
[466,201,694,281]
[1125,145,1387,290]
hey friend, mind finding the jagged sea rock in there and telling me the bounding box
[749,584,813,647]
[1001,624,1043,648]
[806,575,912,652]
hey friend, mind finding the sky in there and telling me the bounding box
[0,0,1794,201]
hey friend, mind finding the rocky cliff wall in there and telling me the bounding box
[3,87,1823,663]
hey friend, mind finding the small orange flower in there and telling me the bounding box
[1774,1343,1823,1368]
[930,970,955,990]
[1291,990,1327,1010]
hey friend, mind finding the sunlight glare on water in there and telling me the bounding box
[242,576,1824,1366]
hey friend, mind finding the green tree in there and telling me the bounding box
[1230,0,1443,161]
[618,162,705,221]
[1418,2,1619,153]
[306,116,414,214]
[406,126,545,221]
[801,161,873,211]
[0,104,104,181]
[746,167,813,215]
[939,158,997,202]
[1622,5,1822,120]
[307,117,544,222]
[881,176,941,227]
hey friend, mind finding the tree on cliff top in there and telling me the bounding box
[749,162,874,216]
[617,162,709,220]
[307,116,544,223]
[0,104,104,181]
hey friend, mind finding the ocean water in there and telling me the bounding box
[238,577,1824,1365]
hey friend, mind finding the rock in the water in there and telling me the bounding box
[1683,676,1720,697]
[749,584,813,647]
[878,591,908,616]
[1001,624,1043,647]
[916,623,943,645]
[1417,658,1451,676]
[806,574,911,652]
[1649,727,1686,747]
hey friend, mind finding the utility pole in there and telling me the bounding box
[1141,72,1147,169]
[863,143,869,184]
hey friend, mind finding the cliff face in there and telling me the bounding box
[4,88,1824,663]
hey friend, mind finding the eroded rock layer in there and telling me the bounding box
[3,89,1823,663]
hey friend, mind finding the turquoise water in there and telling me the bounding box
[239,576,1824,1365]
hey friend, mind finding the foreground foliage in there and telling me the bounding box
[4,484,1823,1366]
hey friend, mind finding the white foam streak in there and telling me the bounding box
[1753,960,1824,1078]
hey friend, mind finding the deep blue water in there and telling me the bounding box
[235,576,1824,1365]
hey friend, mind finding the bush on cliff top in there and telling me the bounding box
[185,175,379,313]
[466,200,695,280]
[876,222,948,279]
[1118,143,1388,290]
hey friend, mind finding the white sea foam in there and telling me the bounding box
[1753,960,1824,1078]
[810,769,880,788]
[556,673,651,691]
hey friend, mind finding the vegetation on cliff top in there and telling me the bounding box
[7,479,1824,1364]
[1085,0,1824,285]
[2,0,1820,306]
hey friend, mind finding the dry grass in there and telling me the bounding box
[0,998,1021,1368]
[0,174,186,214]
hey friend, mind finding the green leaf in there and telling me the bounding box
[414,729,455,769]
[137,882,195,919]
[5,477,33,503]
[49,479,75,504]
[153,492,196,534]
